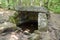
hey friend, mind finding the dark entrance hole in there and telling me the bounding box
[16,11,38,33]
[17,20,38,33]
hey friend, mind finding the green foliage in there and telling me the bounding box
[9,16,16,24]
[17,0,41,6]
[0,0,8,8]
[44,0,60,13]
[0,0,60,13]
[9,12,18,24]
[0,0,19,9]
[0,0,41,9]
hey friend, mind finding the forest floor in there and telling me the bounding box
[48,12,60,30]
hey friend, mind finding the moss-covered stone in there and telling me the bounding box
[38,13,48,32]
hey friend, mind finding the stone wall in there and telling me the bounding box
[0,8,17,33]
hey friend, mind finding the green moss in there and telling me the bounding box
[9,16,15,23]
[9,12,18,24]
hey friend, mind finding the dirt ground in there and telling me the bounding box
[48,12,60,30]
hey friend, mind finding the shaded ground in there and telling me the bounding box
[48,12,60,29]
[48,12,60,40]
[0,30,30,40]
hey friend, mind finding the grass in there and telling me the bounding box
[44,0,60,13]
[0,0,60,13]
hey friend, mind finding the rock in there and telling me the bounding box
[0,8,18,24]
[28,30,40,40]
[38,13,48,31]
[0,22,16,33]
[0,8,18,33]
[0,7,49,40]
[29,33,40,40]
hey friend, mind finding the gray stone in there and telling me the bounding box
[38,13,48,31]
[0,9,17,24]
[0,22,16,33]
[15,6,48,13]
[29,33,40,40]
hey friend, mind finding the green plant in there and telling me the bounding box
[9,12,18,24]
[0,0,19,9]
[44,0,60,13]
